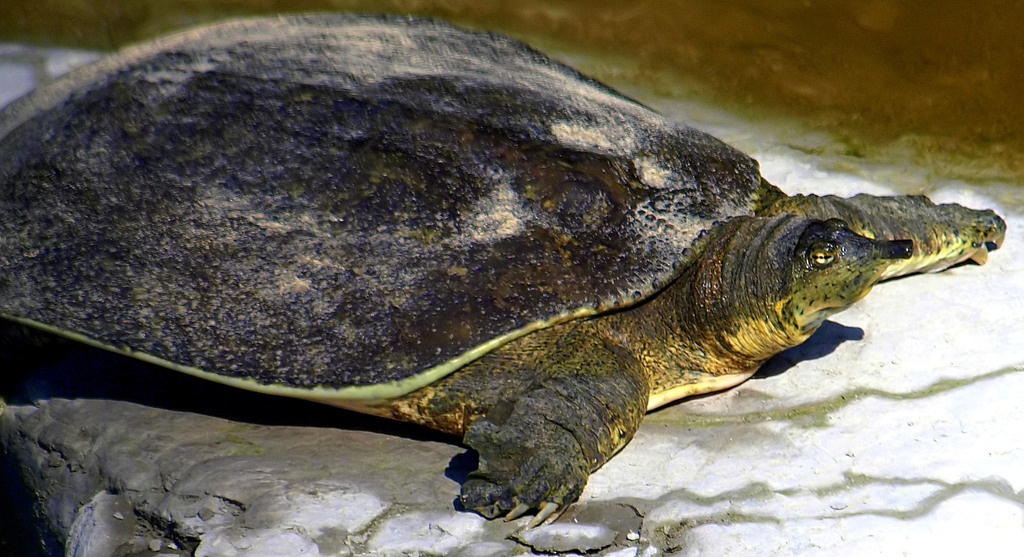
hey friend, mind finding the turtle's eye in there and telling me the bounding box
[808,242,837,268]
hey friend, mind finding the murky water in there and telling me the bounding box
[3,0,1023,197]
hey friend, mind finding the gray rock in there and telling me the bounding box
[64,492,136,557]
[450,540,521,557]
[0,62,35,107]
[514,523,617,553]
[0,366,504,555]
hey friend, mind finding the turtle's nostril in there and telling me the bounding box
[985,213,1007,249]
[886,239,914,260]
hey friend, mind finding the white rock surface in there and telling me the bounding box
[515,522,617,553]
[1,40,1022,557]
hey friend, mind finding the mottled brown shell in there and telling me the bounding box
[0,14,764,395]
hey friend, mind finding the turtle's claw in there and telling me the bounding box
[526,501,561,528]
[505,502,530,521]
[474,502,502,519]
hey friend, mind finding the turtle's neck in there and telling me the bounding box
[596,215,814,409]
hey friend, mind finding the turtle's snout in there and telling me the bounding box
[964,210,1006,266]
[875,206,1005,279]
[885,239,914,260]
[982,211,1007,251]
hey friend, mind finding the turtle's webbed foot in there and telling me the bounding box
[459,333,647,525]
[461,483,573,528]
[463,483,564,526]
[460,400,589,526]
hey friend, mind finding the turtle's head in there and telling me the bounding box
[781,217,912,336]
[671,214,911,372]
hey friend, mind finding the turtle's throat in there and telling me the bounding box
[614,219,810,385]
[782,299,843,339]
[613,275,807,411]
[677,215,818,372]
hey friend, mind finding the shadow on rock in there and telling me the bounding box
[446,450,480,512]
[755,320,865,379]
[2,339,455,445]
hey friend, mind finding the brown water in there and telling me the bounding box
[4,0,1023,192]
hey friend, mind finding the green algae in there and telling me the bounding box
[648,364,1024,429]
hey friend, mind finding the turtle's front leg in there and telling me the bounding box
[460,324,648,525]
[764,193,1006,278]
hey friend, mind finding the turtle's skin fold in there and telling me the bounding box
[0,14,1006,524]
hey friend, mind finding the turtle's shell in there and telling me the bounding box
[0,14,763,399]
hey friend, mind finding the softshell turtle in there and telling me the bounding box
[0,14,1006,524]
